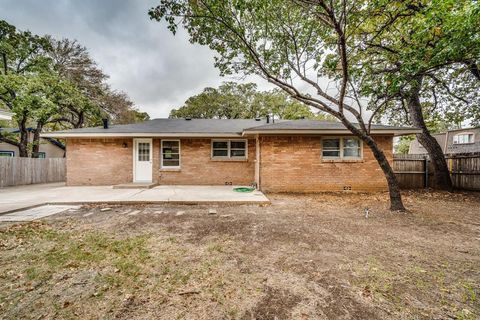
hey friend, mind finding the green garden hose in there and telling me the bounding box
[233,187,255,192]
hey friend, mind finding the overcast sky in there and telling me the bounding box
[1,0,273,118]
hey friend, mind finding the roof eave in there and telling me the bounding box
[242,129,421,136]
[41,132,244,138]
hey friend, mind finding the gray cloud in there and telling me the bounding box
[1,0,274,117]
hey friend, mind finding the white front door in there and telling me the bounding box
[134,138,152,182]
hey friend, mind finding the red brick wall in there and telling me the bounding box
[66,138,133,185]
[259,135,393,192]
[156,138,256,185]
[65,135,393,191]
[66,138,255,186]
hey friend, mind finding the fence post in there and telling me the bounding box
[424,156,429,189]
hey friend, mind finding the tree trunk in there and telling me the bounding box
[17,116,29,157]
[363,136,405,211]
[406,76,453,192]
[340,119,406,211]
[75,111,84,128]
[31,122,43,158]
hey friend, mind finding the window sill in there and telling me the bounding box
[160,168,181,172]
[211,158,248,162]
[322,158,364,163]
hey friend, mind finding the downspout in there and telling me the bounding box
[255,134,261,189]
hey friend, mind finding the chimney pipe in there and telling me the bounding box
[102,118,108,129]
[266,115,270,123]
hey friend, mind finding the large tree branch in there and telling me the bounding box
[0,133,20,147]
[425,73,469,104]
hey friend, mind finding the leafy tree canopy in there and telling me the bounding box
[169,82,335,120]
[346,0,480,127]
[0,20,148,156]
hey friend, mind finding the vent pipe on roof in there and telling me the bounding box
[266,115,270,123]
[102,118,108,129]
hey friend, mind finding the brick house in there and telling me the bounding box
[42,118,419,192]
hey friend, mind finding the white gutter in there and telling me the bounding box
[41,132,244,138]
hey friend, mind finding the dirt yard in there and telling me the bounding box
[0,191,479,319]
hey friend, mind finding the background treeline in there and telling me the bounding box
[170,81,336,121]
[0,20,148,157]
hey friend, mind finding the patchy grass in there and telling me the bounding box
[0,191,479,319]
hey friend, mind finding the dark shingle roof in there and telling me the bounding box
[41,118,420,137]
[244,119,415,131]
[45,119,269,135]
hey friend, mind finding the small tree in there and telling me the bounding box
[150,0,407,210]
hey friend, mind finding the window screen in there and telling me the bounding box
[343,138,361,157]
[322,139,341,158]
[212,140,247,159]
[230,141,246,157]
[162,140,180,167]
[322,137,362,159]
[212,141,229,157]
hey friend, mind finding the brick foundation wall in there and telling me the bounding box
[259,135,393,192]
[156,138,256,185]
[66,138,133,185]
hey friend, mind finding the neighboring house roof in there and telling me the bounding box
[0,110,13,120]
[409,127,480,155]
[0,127,65,149]
[41,118,421,138]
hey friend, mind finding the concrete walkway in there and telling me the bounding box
[0,205,80,222]
[0,183,269,214]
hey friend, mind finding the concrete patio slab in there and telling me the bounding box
[0,183,270,214]
[0,205,80,222]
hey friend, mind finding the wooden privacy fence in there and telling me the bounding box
[393,153,480,191]
[0,158,66,188]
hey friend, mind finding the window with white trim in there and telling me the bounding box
[0,151,14,157]
[322,137,362,159]
[453,133,474,144]
[161,140,180,168]
[212,140,247,159]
